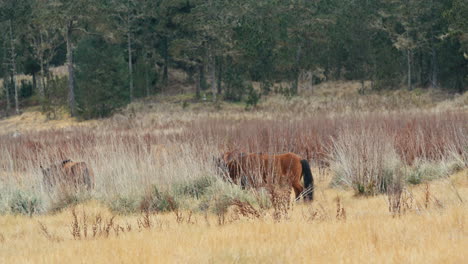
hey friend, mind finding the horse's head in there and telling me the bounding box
[214,154,229,177]
[40,164,55,189]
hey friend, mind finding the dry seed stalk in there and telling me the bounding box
[70,207,81,240]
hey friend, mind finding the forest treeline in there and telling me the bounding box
[0,0,466,119]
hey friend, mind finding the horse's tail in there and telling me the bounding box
[300,159,314,201]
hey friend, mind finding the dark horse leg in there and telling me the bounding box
[240,175,248,189]
[300,159,314,201]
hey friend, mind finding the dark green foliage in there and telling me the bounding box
[1,0,467,117]
[245,84,261,109]
[223,64,247,102]
[40,76,68,120]
[19,80,33,99]
[75,36,129,119]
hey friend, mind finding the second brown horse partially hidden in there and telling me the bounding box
[41,159,95,191]
[220,151,314,201]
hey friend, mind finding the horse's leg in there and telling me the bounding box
[240,175,248,189]
[292,180,304,199]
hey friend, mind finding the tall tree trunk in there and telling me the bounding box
[2,39,10,112]
[310,71,314,91]
[3,76,10,112]
[292,45,302,95]
[196,64,202,100]
[417,50,422,86]
[210,53,216,101]
[9,20,19,114]
[430,34,438,88]
[429,0,438,89]
[217,56,222,95]
[431,43,438,88]
[144,55,149,97]
[66,21,76,117]
[39,58,46,97]
[371,53,377,90]
[154,60,159,93]
[407,49,412,90]
[199,61,206,91]
[37,34,45,97]
[162,36,168,91]
[127,31,134,101]
[32,72,37,93]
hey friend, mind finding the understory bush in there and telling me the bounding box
[173,175,216,199]
[406,158,466,185]
[49,191,92,213]
[8,190,43,216]
[108,195,141,214]
[140,186,178,212]
[198,180,264,214]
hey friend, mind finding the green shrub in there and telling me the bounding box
[405,159,464,185]
[140,186,178,212]
[198,180,260,213]
[174,175,215,199]
[49,192,91,213]
[108,195,140,214]
[407,170,423,185]
[211,194,233,217]
[9,191,43,216]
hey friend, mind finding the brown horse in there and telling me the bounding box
[220,151,314,201]
[41,159,95,191]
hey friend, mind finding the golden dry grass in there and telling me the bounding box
[0,109,97,135]
[0,170,466,264]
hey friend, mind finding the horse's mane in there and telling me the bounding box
[61,159,72,165]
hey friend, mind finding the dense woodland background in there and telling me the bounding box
[0,0,466,119]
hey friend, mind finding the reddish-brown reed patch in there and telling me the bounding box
[1,111,466,175]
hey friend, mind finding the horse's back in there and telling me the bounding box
[273,153,302,172]
[62,161,94,189]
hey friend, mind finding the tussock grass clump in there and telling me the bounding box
[197,179,265,221]
[331,128,403,195]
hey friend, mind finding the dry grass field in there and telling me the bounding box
[0,88,467,263]
[0,170,466,264]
